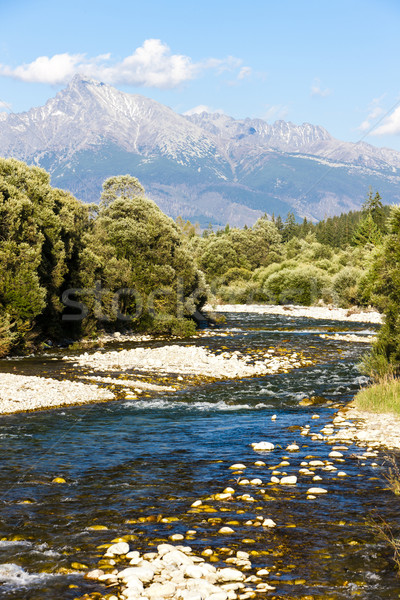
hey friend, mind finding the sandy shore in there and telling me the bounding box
[205,303,382,324]
[0,373,115,415]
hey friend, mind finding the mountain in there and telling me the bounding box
[1,75,400,227]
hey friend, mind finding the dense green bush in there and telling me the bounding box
[363,206,400,375]
[331,267,363,307]
[0,163,208,355]
[263,266,331,305]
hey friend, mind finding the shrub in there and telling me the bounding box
[147,314,197,337]
[0,313,16,357]
[331,267,363,307]
[263,266,331,305]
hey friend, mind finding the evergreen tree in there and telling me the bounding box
[352,213,383,247]
[362,187,386,232]
[282,212,296,242]
[368,205,400,374]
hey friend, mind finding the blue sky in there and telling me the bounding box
[1,0,400,149]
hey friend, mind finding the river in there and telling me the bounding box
[0,311,399,599]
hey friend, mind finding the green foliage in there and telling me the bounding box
[220,267,253,285]
[80,175,207,329]
[352,213,383,247]
[363,205,400,375]
[362,187,386,233]
[0,313,17,357]
[263,265,330,306]
[0,162,208,354]
[194,216,282,281]
[281,211,297,242]
[144,314,197,337]
[354,377,400,414]
[331,267,363,307]
[0,158,90,347]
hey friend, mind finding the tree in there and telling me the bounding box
[352,213,383,247]
[0,157,90,348]
[363,187,386,232]
[282,211,296,242]
[81,175,207,330]
[367,205,400,374]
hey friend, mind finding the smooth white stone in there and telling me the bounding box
[280,475,297,485]
[251,441,274,451]
[307,487,328,494]
[106,541,130,556]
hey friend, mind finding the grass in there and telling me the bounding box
[353,377,400,416]
[383,455,400,496]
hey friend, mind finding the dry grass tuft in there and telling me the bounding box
[354,376,400,416]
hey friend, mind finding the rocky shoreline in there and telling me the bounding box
[85,542,270,600]
[67,344,312,378]
[0,343,312,415]
[329,403,400,450]
[206,303,382,324]
[0,373,115,415]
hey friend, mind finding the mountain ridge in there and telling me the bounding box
[1,75,400,226]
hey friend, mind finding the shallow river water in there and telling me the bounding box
[0,312,399,600]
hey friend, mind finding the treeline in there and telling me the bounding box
[0,159,206,356]
[183,188,389,308]
[1,156,399,377]
[269,190,391,248]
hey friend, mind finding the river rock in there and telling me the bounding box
[280,475,297,485]
[307,487,328,494]
[219,527,235,534]
[119,564,155,583]
[106,541,130,556]
[84,568,104,580]
[251,441,274,451]
[162,549,194,567]
[217,567,245,582]
[262,518,276,528]
[146,581,176,599]
[286,444,299,451]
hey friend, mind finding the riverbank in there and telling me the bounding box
[67,344,312,378]
[205,303,382,324]
[324,379,400,450]
[0,373,115,415]
[0,342,313,415]
[324,402,400,451]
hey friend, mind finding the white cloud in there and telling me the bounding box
[183,105,224,116]
[263,104,289,121]
[311,78,332,98]
[238,66,252,80]
[0,53,84,85]
[358,95,387,133]
[0,99,12,111]
[372,105,400,136]
[0,40,246,90]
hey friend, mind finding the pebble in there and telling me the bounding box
[280,476,297,485]
[66,343,311,381]
[106,542,130,556]
[251,442,274,451]
[219,527,235,534]
[307,487,328,495]
[262,519,276,528]
[286,444,299,451]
